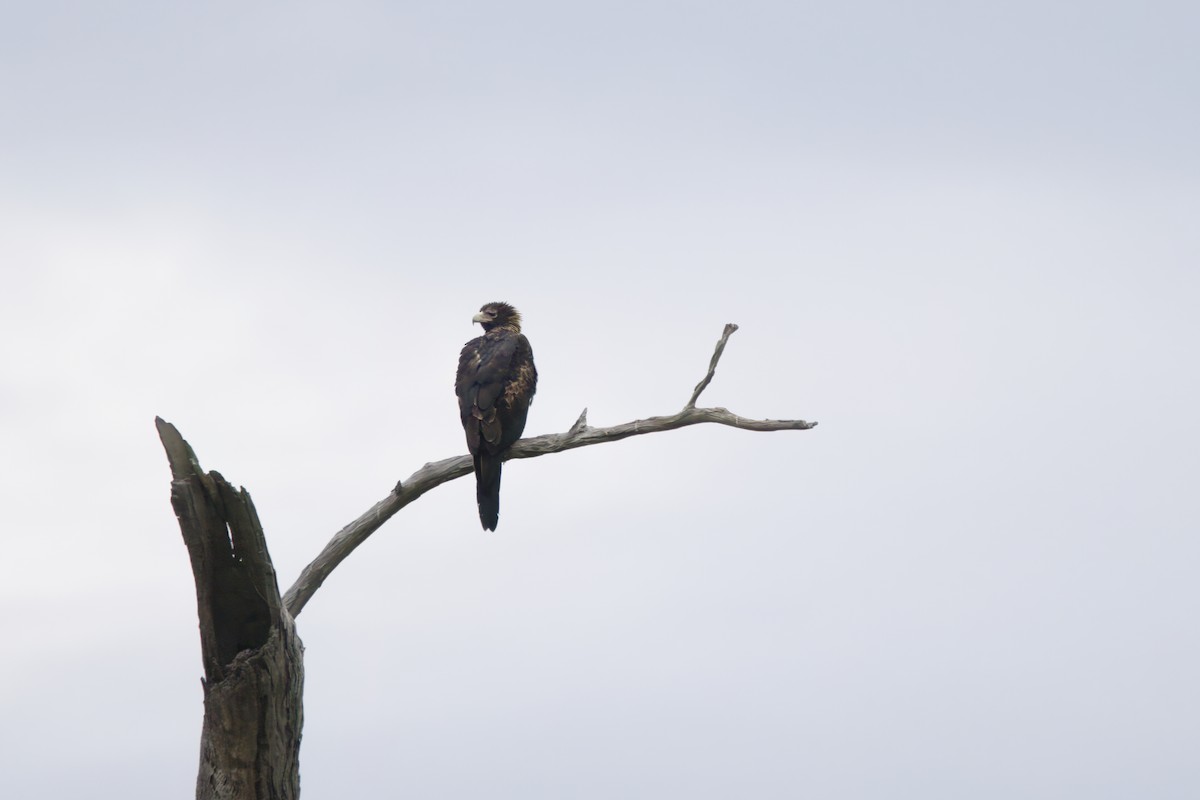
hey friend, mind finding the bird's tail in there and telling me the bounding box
[475,452,502,531]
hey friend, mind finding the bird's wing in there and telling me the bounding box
[465,333,520,409]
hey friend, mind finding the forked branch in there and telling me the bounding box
[281,324,816,617]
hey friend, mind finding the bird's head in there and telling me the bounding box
[473,302,522,332]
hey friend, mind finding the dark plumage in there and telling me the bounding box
[455,302,537,530]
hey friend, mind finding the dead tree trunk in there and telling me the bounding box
[158,418,303,800]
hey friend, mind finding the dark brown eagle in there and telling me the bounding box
[455,302,537,530]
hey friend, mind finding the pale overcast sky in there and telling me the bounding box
[1,2,1197,798]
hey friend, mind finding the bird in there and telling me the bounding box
[455,302,538,530]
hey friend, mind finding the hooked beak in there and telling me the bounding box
[472,312,488,324]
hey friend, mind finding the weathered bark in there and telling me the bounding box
[158,418,304,800]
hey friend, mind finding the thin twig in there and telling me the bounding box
[686,323,739,409]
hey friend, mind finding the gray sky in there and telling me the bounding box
[2,1,1197,797]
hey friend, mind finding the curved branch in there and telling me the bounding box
[282,324,817,618]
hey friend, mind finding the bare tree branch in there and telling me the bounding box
[282,324,816,618]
